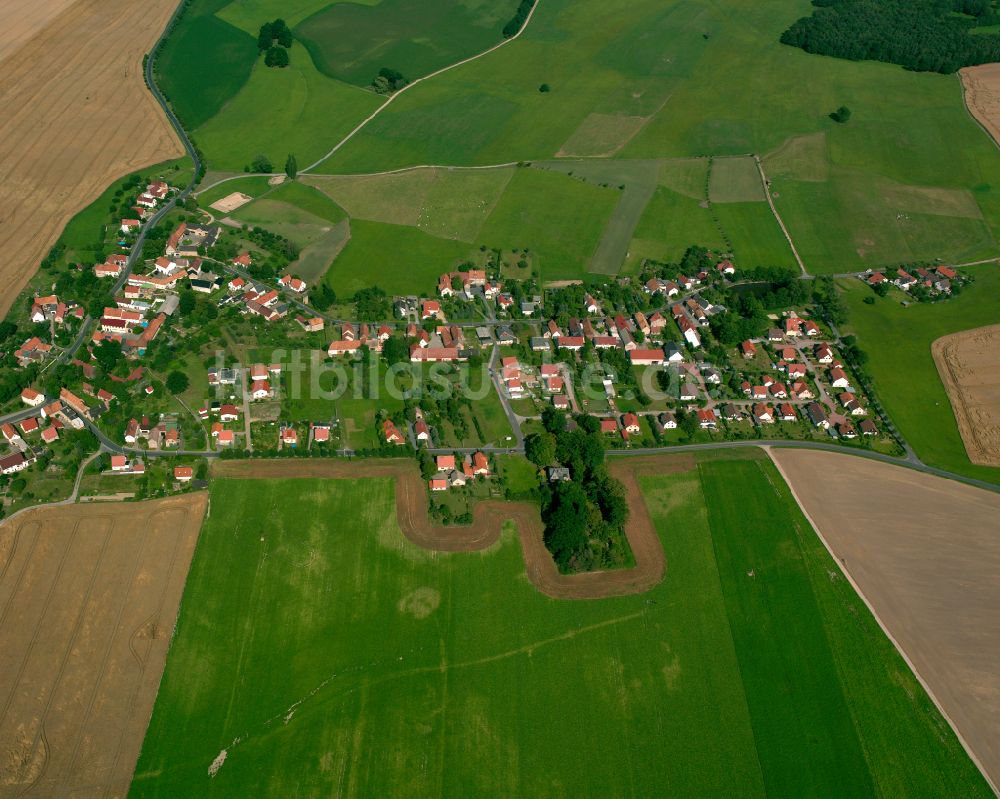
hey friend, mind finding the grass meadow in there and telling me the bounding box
[194,41,382,172]
[157,0,257,130]
[840,267,1000,483]
[129,454,990,797]
[477,168,620,281]
[304,166,516,242]
[294,0,519,87]
[307,0,1000,274]
[324,219,475,297]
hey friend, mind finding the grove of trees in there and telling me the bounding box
[781,0,1000,74]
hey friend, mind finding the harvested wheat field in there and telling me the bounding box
[0,0,182,316]
[962,63,1000,148]
[212,456,675,599]
[932,323,1000,466]
[769,448,1000,793]
[0,493,207,797]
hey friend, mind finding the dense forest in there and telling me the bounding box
[781,0,1000,74]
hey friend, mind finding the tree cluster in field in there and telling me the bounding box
[310,282,337,311]
[371,67,408,94]
[258,19,292,68]
[353,286,392,321]
[781,0,1000,73]
[525,409,631,572]
[503,0,536,38]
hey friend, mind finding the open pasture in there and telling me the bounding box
[295,0,519,87]
[308,0,1000,275]
[323,218,474,296]
[193,41,381,172]
[128,453,990,797]
[305,166,515,241]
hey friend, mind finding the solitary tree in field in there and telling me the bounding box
[166,371,190,394]
[265,45,289,68]
[830,105,852,123]
[285,154,298,180]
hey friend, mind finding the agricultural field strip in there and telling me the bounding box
[0,494,207,797]
[769,448,1000,794]
[211,456,671,600]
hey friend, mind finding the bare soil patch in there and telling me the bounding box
[769,448,1000,793]
[962,63,1000,148]
[932,323,1000,466]
[0,493,207,797]
[0,0,182,317]
[209,192,254,213]
[211,456,689,599]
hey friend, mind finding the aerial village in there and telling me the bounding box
[0,173,975,516]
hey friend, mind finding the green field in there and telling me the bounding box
[305,166,516,242]
[193,41,382,172]
[477,168,620,281]
[157,0,257,130]
[840,267,1000,483]
[216,0,362,34]
[324,219,475,297]
[295,0,520,87]
[130,454,990,797]
[305,0,1000,274]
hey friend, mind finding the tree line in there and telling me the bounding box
[502,0,536,38]
[781,0,1000,74]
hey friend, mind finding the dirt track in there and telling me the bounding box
[212,456,687,599]
[932,323,1000,466]
[962,64,1000,149]
[0,0,182,317]
[0,493,207,798]
[769,448,1000,793]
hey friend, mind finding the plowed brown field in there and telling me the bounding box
[932,323,1000,466]
[962,63,1000,148]
[212,456,685,599]
[769,448,1000,794]
[0,493,207,798]
[0,0,182,316]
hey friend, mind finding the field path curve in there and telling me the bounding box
[300,1,543,173]
[212,455,677,600]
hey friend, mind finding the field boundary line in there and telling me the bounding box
[754,155,808,276]
[300,1,544,174]
[766,448,999,798]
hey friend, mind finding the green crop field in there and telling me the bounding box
[477,168,620,281]
[157,0,257,130]
[129,454,990,797]
[305,166,516,242]
[303,0,1000,274]
[840,267,1000,483]
[216,0,360,34]
[295,0,520,87]
[324,219,475,297]
[193,41,381,172]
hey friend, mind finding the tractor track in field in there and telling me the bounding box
[211,455,696,600]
